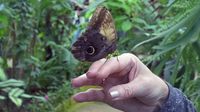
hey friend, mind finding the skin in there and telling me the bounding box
[71,53,169,112]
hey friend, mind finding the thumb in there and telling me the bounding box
[108,79,145,100]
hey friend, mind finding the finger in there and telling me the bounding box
[71,73,102,88]
[96,53,135,79]
[86,58,107,78]
[73,88,106,102]
[108,77,148,100]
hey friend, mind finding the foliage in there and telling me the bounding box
[0,79,45,108]
[1,57,44,110]
[26,81,75,112]
[0,66,44,111]
[0,0,79,111]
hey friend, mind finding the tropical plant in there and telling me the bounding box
[0,0,78,111]
[0,64,44,111]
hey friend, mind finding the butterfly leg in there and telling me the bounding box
[116,56,119,62]
[103,53,112,64]
[103,55,119,65]
[103,57,109,64]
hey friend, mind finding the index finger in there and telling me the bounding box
[71,73,103,88]
[87,53,136,79]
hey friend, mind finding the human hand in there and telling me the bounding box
[72,53,169,112]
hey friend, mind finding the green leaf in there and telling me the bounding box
[0,79,25,88]
[134,18,148,26]
[9,88,24,107]
[9,88,24,97]
[153,15,200,55]
[21,94,46,101]
[152,59,167,76]
[105,1,126,9]
[132,5,200,50]
[9,97,22,107]
[0,57,3,65]
[122,20,132,32]
[192,41,200,58]
[0,67,7,81]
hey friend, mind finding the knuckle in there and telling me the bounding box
[96,71,104,79]
[140,76,151,84]
[120,85,133,98]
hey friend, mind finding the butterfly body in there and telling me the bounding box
[71,6,117,62]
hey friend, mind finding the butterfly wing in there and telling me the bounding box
[71,6,117,62]
[88,6,117,42]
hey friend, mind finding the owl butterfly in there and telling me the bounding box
[71,6,117,62]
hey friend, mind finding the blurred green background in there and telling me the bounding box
[0,0,200,112]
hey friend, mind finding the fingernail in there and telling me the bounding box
[110,91,120,99]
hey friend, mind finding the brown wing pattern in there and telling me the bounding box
[88,6,117,42]
[87,6,103,29]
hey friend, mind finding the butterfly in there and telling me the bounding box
[71,6,117,62]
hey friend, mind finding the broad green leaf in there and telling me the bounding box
[9,96,22,107]
[9,88,24,107]
[122,20,132,32]
[0,79,25,88]
[9,88,24,97]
